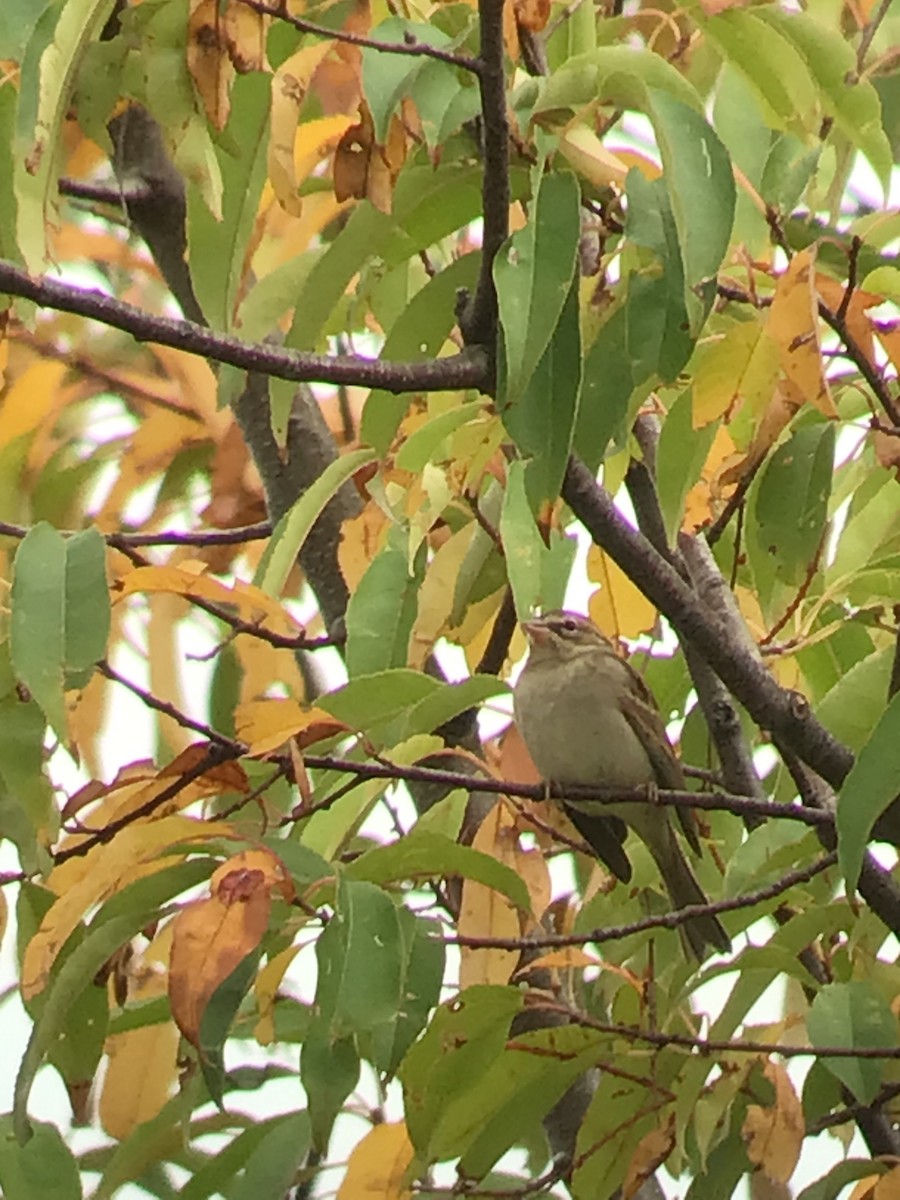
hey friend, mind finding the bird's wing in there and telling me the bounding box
[563,804,632,882]
[619,687,701,855]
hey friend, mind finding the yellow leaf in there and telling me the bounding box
[742,1061,803,1184]
[269,42,336,215]
[187,0,235,132]
[767,249,836,417]
[338,502,390,592]
[223,2,270,72]
[521,947,600,971]
[692,320,780,428]
[623,1117,675,1200]
[459,802,523,988]
[409,524,477,670]
[558,125,628,189]
[169,872,271,1047]
[114,563,299,635]
[587,545,656,639]
[338,1122,415,1200]
[874,1168,900,1199]
[683,424,740,532]
[255,944,302,1045]
[0,360,67,449]
[23,816,233,998]
[99,943,179,1140]
[235,698,349,756]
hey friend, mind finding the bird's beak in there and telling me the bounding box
[522,619,550,646]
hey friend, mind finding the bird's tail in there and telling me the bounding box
[652,828,731,960]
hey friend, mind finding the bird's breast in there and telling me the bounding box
[514,661,653,787]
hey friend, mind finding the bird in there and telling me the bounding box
[513,610,730,959]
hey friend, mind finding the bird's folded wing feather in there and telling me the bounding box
[619,688,702,855]
[563,805,632,882]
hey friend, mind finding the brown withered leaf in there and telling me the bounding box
[334,111,372,204]
[334,105,407,214]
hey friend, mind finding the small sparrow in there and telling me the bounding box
[514,611,730,959]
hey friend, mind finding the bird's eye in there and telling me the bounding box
[561,617,578,634]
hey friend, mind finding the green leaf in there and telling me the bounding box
[502,271,582,510]
[300,1018,359,1151]
[575,306,635,470]
[647,90,735,330]
[10,523,108,738]
[360,252,480,455]
[317,876,406,1037]
[838,691,900,892]
[319,670,508,744]
[494,170,580,407]
[756,8,893,190]
[254,448,377,597]
[180,1113,308,1200]
[0,1115,82,1200]
[400,985,523,1165]
[702,10,818,136]
[361,19,453,142]
[395,400,486,473]
[346,829,531,911]
[797,1159,890,1200]
[534,46,702,119]
[14,907,176,1141]
[229,1111,310,1200]
[656,389,717,544]
[186,72,270,332]
[14,0,117,269]
[754,422,835,586]
[362,912,445,1076]
[624,171,697,377]
[458,1025,606,1178]
[199,949,262,1107]
[806,981,897,1104]
[500,459,549,620]
[345,527,424,676]
[63,526,110,686]
[0,685,56,866]
[10,522,65,735]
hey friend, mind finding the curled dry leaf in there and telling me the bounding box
[334,105,407,215]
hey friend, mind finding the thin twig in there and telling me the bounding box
[236,0,482,73]
[446,851,838,950]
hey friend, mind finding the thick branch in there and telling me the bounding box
[462,0,509,350]
[0,260,489,395]
[562,456,854,788]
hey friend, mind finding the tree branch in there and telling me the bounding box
[0,260,489,395]
[562,455,854,788]
[461,0,509,351]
